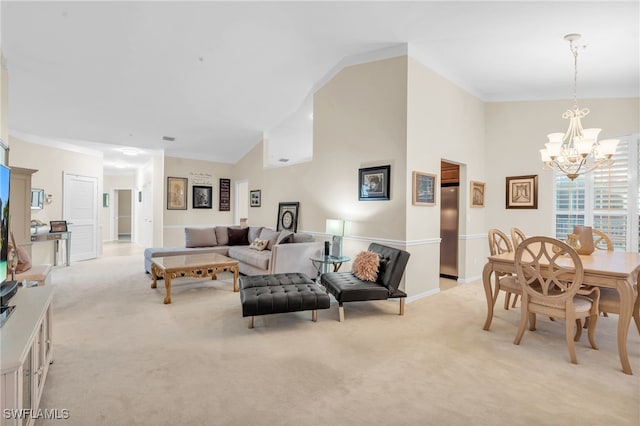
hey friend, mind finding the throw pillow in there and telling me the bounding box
[227,227,250,246]
[248,238,269,251]
[7,243,32,273]
[258,228,281,250]
[185,227,217,248]
[276,230,294,245]
[352,250,380,282]
[215,226,230,246]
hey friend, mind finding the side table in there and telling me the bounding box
[310,255,351,281]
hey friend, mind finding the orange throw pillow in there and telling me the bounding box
[352,251,380,282]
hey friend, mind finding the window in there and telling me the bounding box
[554,135,639,252]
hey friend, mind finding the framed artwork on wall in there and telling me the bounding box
[192,185,212,209]
[506,175,538,209]
[470,181,486,208]
[250,190,261,207]
[359,165,390,201]
[276,202,299,232]
[412,171,436,206]
[219,178,230,211]
[167,177,187,210]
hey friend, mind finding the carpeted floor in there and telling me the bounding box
[36,242,640,426]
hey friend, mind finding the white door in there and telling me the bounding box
[63,172,98,262]
[141,181,153,247]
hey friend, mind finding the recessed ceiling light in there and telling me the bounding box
[278,158,289,163]
[162,136,175,142]
[120,148,140,156]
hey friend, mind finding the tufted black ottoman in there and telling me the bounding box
[239,273,330,328]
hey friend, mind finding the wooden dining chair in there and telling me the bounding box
[487,229,521,312]
[589,228,640,334]
[510,227,526,250]
[592,228,614,251]
[513,237,600,364]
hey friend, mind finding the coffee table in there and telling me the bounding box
[150,253,239,304]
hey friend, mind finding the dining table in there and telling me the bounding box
[482,249,640,375]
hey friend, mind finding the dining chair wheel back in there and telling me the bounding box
[513,236,600,365]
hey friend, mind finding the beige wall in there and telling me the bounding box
[0,49,7,144]
[485,97,640,239]
[8,136,103,264]
[234,56,410,273]
[406,58,487,295]
[162,156,235,246]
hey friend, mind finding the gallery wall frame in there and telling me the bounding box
[250,190,261,207]
[470,181,486,208]
[219,178,230,211]
[359,165,390,201]
[412,171,436,206]
[505,175,538,209]
[167,177,188,210]
[192,185,212,209]
[276,202,299,232]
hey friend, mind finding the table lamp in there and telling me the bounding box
[326,219,351,257]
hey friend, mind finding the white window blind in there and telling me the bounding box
[554,135,639,252]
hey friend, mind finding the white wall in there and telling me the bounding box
[485,97,640,238]
[8,136,103,264]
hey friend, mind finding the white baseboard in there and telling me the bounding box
[457,275,481,284]
[406,288,440,303]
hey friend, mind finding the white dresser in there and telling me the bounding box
[1,286,53,426]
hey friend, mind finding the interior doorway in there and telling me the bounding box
[439,161,460,284]
[114,189,132,241]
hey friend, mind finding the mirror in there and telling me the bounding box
[31,188,44,210]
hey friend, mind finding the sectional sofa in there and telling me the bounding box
[144,225,322,278]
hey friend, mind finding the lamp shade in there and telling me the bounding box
[326,219,351,236]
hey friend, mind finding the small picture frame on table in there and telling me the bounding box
[506,175,538,209]
[50,220,68,233]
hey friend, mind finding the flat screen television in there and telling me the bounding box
[0,163,17,308]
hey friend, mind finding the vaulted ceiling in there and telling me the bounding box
[2,1,638,173]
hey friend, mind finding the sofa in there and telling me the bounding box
[144,226,322,279]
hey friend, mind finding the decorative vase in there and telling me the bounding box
[573,225,595,255]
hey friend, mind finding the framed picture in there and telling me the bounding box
[192,185,212,209]
[470,181,486,208]
[49,220,68,233]
[219,178,230,211]
[167,177,187,210]
[359,165,390,201]
[412,171,436,206]
[276,202,299,232]
[250,190,261,207]
[506,175,538,209]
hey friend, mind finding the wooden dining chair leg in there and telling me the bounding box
[511,294,519,308]
[528,312,536,331]
[573,319,583,341]
[514,306,528,345]
[633,293,640,334]
[565,315,578,364]
[503,292,512,310]
[587,313,598,350]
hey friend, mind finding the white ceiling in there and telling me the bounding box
[2,1,638,173]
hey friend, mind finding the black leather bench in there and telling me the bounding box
[239,272,330,328]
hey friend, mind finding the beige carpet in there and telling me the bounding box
[36,243,639,426]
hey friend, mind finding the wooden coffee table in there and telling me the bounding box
[150,253,239,304]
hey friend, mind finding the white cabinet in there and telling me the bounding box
[1,286,53,426]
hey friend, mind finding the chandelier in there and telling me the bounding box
[539,34,619,181]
